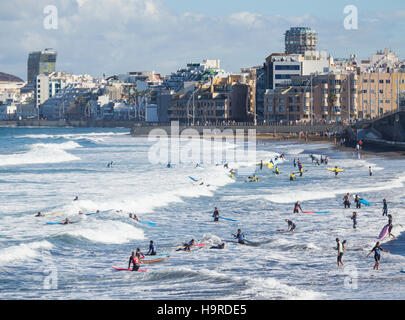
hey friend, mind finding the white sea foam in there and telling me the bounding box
[0,141,81,166]
[0,241,53,265]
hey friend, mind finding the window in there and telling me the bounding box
[386,80,391,84]
[275,74,292,80]
[267,106,273,112]
[379,80,384,84]
[275,65,300,71]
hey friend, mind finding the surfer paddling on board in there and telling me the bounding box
[285,219,296,232]
[336,238,346,267]
[233,229,245,244]
[293,201,303,214]
[62,218,71,225]
[212,207,219,222]
[176,239,195,252]
[73,196,79,201]
[135,248,145,260]
[128,251,141,271]
[210,243,225,249]
[367,242,389,270]
[35,212,44,217]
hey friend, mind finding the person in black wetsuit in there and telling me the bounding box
[147,241,157,255]
[210,243,225,249]
[343,193,351,208]
[351,212,357,229]
[285,219,296,232]
[62,218,71,225]
[293,201,303,214]
[367,242,389,270]
[176,239,195,252]
[354,195,361,209]
[382,199,388,216]
[35,212,44,217]
[128,251,141,271]
[388,214,395,239]
[212,207,219,222]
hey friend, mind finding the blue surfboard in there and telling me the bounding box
[138,220,157,226]
[218,216,238,222]
[188,176,200,182]
[360,199,371,206]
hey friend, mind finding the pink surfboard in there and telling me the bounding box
[112,266,148,272]
[378,224,390,240]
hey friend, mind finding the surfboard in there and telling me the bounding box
[303,211,330,214]
[138,220,157,226]
[328,168,344,172]
[378,224,390,240]
[218,216,238,222]
[85,211,103,216]
[112,266,148,272]
[46,222,63,225]
[278,229,288,232]
[140,256,169,264]
[359,199,371,206]
[177,243,206,249]
[188,176,200,182]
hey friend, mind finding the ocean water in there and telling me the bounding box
[0,127,405,300]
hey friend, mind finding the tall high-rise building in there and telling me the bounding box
[285,27,317,55]
[27,49,57,83]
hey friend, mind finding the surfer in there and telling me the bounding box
[388,214,395,239]
[354,195,361,209]
[334,166,339,177]
[233,229,245,244]
[62,218,71,225]
[325,156,329,165]
[299,167,304,177]
[382,199,388,216]
[275,166,279,175]
[128,251,141,271]
[367,242,389,270]
[212,207,219,222]
[78,210,84,215]
[293,201,303,214]
[336,238,346,268]
[286,219,296,232]
[210,243,225,249]
[167,162,171,168]
[35,212,44,217]
[129,213,139,222]
[224,162,229,169]
[176,239,195,252]
[351,212,357,229]
[260,160,263,170]
[290,173,296,181]
[343,193,351,208]
[293,158,297,168]
[147,241,157,256]
[73,196,79,201]
[135,248,145,260]
[369,166,373,176]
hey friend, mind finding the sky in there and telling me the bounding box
[0,0,404,81]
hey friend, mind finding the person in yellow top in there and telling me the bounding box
[290,173,296,181]
[275,166,279,175]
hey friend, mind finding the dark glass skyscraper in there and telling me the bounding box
[27,49,57,83]
[285,27,317,55]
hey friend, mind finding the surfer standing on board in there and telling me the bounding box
[367,242,389,270]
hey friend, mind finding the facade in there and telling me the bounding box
[27,49,57,84]
[167,76,249,124]
[285,27,318,55]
